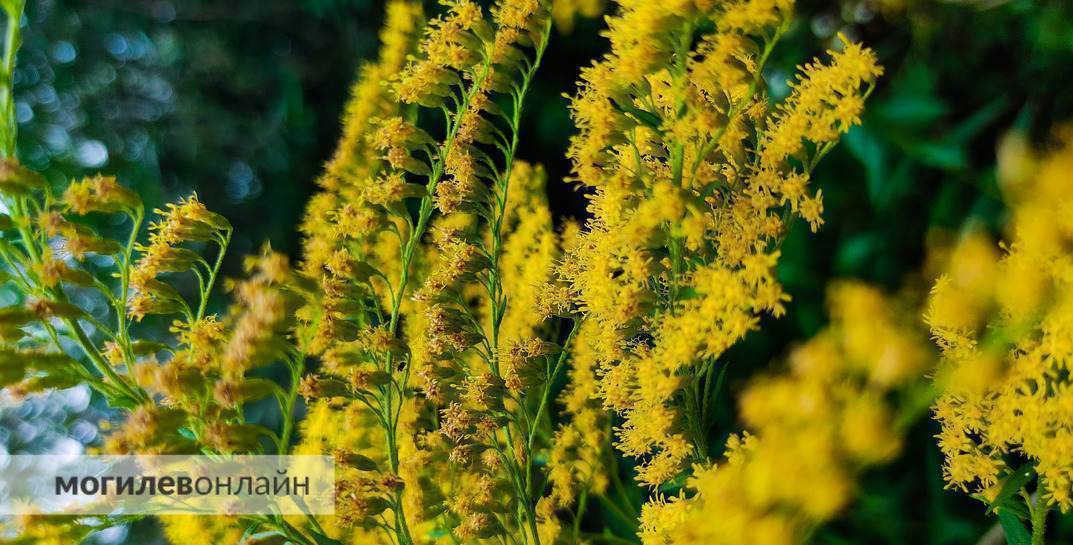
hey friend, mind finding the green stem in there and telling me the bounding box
[197,228,231,320]
[607,450,638,518]
[63,316,145,403]
[572,487,588,543]
[486,14,552,365]
[488,19,553,545]
[527,320,577,450]
[0,0,23,158]
[1030,494,1048,545]
[685,19,787,188]
[116,207,144,365]
[0,1,146,406]
[385,58,496,339]
[278,351,306,454]
[375,17,553,545]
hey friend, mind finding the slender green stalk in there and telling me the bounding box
[1030,494,1048,545]
[0,0,23,157]
[527,320,578,450]
[0,0,146,405]
[196,228,232,320]
[116,207,145,366]
[370,10,556,542]
[487,15,552,311]
[374,46,501,545]
[278,350,306,454]
[481,17,553,545]
[572,487,589,543]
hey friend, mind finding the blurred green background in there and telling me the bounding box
[7,0,1073,543]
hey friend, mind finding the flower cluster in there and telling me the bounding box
[290,0,567,542]
[0,130,312,545]
[926,131,1073,512]
[128,194,231,321]
[109,247,305,455]
[299,0,425,322]
[640,282,928,545]
[0,0,903,544]
[560,0,883,487]
[536,318,611,543]
[549,0,604,32]
[0,156,241,411]
[0,149,309,539]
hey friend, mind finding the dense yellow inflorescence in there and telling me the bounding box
[926,132,1073,512]
[549,0,605,32]
[537,317,611,543]
[299,0,424,306]
[290,2,430,542]
[0,0,900,543]
[640,282,928,545]
[560,0,883,487]
[292,0,564,542]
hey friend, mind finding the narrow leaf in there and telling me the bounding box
[998,510,1031,545]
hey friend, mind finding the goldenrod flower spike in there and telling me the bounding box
[926,133,1073,524]
[0,0,896,542]
[62,174,141,215]
[293,0,560,542]
[560,0,882,492]
[640,282,927,545]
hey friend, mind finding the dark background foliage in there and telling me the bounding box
[11,0,1073,543]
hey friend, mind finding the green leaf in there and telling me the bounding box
[988,462,1036,514]
[676,287,701,300]
[999,499,1031,521]
[657,471,688,494]
[874,94,949,127]
[844,125,886,205]
[946,96,1009,144]
[905,139,968,170]
[312,533,344,545]
[998,509,1032,545]
[616,101,662,131]
[105,394,140,410]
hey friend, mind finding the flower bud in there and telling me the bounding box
[63,175,142,215]
[298,374,352,400]
[213,378,277,409]
[27,299,85,320]
[0,159,46,196]
[334,450,379,471]
[203,421,267,453]
[63,231,123,259]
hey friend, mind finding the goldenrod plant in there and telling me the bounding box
[291,0,565,543]
[15,0,1073,544]
[0,0,883,541]
[639,281,930,544]
[559,0,881,488]
[925,130,1073,545]
[0,1,319,543]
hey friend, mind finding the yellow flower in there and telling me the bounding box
[161,516,244,545]
[560,0,882,487]
[644,282,928,544]
[62,174,140,215]
[927,133,1073,512]
[550,0,604,33]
